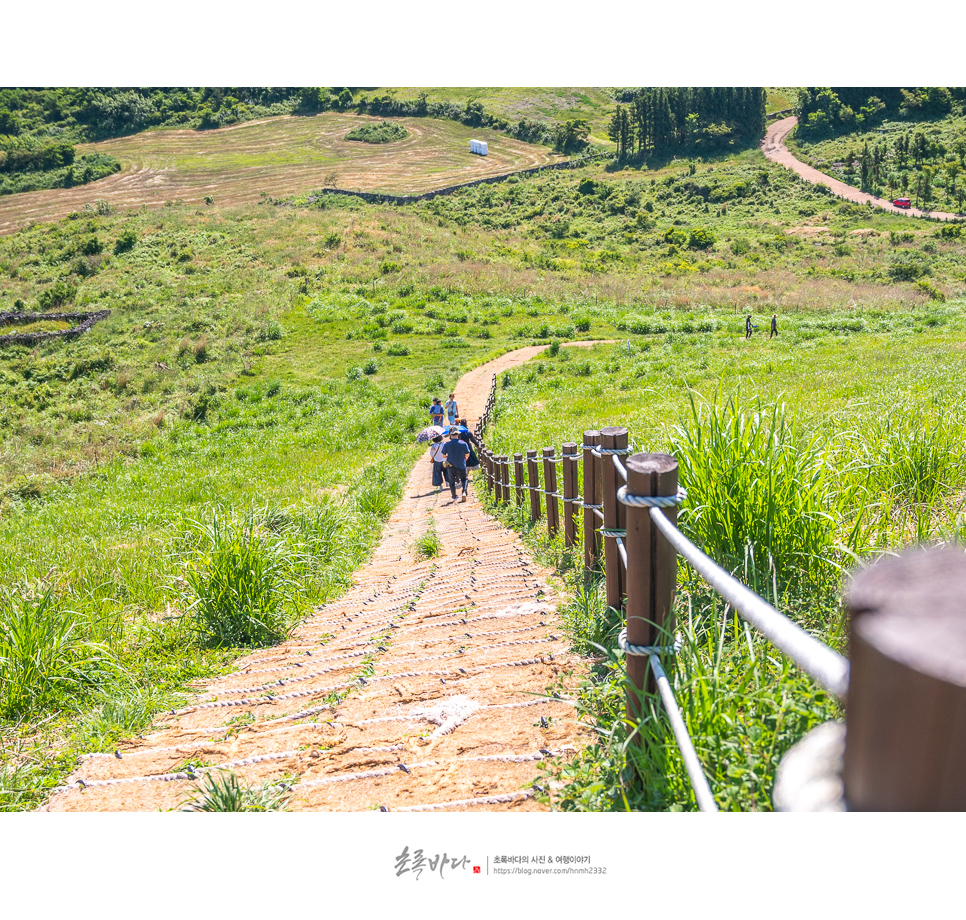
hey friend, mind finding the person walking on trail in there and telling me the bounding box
[745,314,753,339]
[770,313,778,338]
[429,398,444,427]
[442,429,470,502]
[429,434,448,491]
[454,419,480,470]
[445,394,459,427]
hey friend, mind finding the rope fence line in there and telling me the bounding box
[472,370,871,812]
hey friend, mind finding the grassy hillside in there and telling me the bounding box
[2,94,966,810]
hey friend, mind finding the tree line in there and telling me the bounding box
[606,88,767,160]
[795,87,966,137]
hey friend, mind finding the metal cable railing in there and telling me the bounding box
[648,507,849,700]
[468,371,863,812]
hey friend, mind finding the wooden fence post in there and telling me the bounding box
[543,448,559,538]
[484,449,493,494]
[843,546,966,810]
[623,453,679,719]
[582,430,601,571]
[527,449,541,522]
[600,426,628,613]
[500,456,511,504]
[562,442,578,548]
[514,453,525,506]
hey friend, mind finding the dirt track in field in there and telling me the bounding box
[45,341,612,813]
[763,116,960,221]
[0,113,564,235]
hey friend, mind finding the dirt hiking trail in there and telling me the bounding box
[763,116,960,221]
[47,342,612,812]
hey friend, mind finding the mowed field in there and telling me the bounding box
[0,112,564,234]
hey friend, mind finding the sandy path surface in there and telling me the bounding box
[762,116,960,221]
[45,341,614,813]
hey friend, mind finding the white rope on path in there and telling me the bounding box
[175,655,557,716]
[394,791,534,812]
[356,694,576,727]
[54,749,302,794]
[204,636,569,700]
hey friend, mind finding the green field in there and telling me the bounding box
[2,90,966,811]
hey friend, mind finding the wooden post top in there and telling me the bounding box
[847,545,966,686]
[600,425,628,438]
[627,453,678,480]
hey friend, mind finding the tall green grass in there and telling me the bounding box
[180,513,298,647]
[671,394,839,590]
[0,585,114,720]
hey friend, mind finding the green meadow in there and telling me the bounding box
[1,92,965,809]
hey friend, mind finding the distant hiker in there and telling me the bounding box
[429,434,448,490]
[745,314,753,338]
[445,393,459,426]
[770,313,778,338]
[442,429,470,502]
[429,398,444,427]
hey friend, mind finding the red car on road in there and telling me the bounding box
[892,197,911,208]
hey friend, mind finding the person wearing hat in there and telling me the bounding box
[441,428,470,502]
[429,398,444,427]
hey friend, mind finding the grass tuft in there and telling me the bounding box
[179,769,290,812]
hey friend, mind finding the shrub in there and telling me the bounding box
[386,342,410,356]
[345,121,408,144]
[363,359,378,375]
[37,279,76,310]
[113,228,137,254]
[888,254,930,282]
[663,228,688,247]
[687,228,716,250]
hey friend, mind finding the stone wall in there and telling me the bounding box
[307,154,606,206]
[0,309,110,346]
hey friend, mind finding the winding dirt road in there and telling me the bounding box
[763,116,960,221]
[46,342,613,813]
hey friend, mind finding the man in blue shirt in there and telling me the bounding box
[429,398,444,426]
[441,430,470,502]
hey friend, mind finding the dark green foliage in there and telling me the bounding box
[37,279,77,310]
[345,121,408,144]
[889,252,931,281]
[113,228,137,254]
[687,228,716,249]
